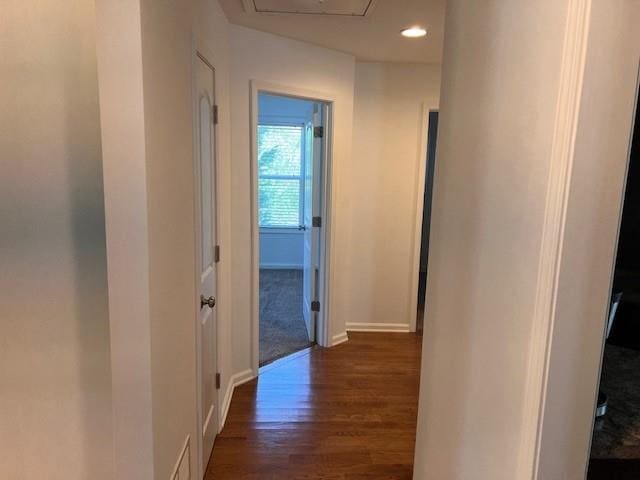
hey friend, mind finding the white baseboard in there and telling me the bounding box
[331,331,349,346]
[346,322,411,333]
[259,264,303,270]
[169,435,190,480]
[219,369,255,432]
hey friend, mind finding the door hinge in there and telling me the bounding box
[311,300,321,312]
[312,216,322,228]
[213,105,219,125]
[214,245,220,263]
[313,126,324,138]
[215,373,221,390]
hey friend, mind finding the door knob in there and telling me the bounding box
[200,295,216,309]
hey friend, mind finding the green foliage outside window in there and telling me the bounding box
[258,124,304,228]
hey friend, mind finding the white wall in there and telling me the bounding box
[258,94,312,269]
[259,93,314,123]
[229,25,356,372]
[260,231,304,269]
[348,62,441,331]
[536,1,640,478]
[0,0,112,478]
[96,0,234,477]
[413,1,570,478]
[95,1,153,476]
[413,2,640,478]
[142,1,235,477]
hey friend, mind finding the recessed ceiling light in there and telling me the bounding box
[401,26,427,38]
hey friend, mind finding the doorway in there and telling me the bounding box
[587,85,640,479]
[416,110,439,332]
[251,89,332,368]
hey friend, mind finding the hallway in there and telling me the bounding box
[205,332,422,479]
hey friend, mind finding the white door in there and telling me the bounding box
[302,105,324,341]
[195,54,218,474]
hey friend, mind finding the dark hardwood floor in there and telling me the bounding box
[205,332,423,479]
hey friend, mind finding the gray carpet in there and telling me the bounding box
[259,269,313,366]
[591,344,640,459]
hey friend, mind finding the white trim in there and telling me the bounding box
[515,1,592,478]
[408,104,437,332]
[259,263,303,270]
[346,322,412,333]
[317,100,334,350]
[169,435,190,480]
[331,332,349,346]
[219,369,255,431]
[250,80,337,377]
[202,404,215,437]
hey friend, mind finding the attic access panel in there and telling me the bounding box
[244,0,377,16]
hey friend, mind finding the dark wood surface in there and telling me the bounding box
[205,332,423,479]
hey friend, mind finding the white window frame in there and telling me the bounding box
[257,121,307,230]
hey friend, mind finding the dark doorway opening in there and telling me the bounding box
[588,86,640,479]
[417,110,439,332]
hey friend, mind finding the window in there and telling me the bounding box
[258,124,305,228]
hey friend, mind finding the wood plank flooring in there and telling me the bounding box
[205,332,423,479]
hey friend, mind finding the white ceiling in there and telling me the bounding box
[218,0,446,64]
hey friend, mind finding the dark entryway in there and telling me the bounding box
[588,85,640,479]
[417,110,439,331]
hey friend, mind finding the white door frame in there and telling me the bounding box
[191,37,221,480]
[409,103,439,332]
[249,81,335,375]
[513,2,640,477]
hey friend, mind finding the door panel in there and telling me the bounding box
[195,55,217,474]
[302,121,314,339]
[302,104,324,342]
[200,95,214,271]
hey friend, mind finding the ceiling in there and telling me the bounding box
[246,0,377,17]
[218,0,446,64]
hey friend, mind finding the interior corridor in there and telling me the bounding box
[205,332,422,479]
